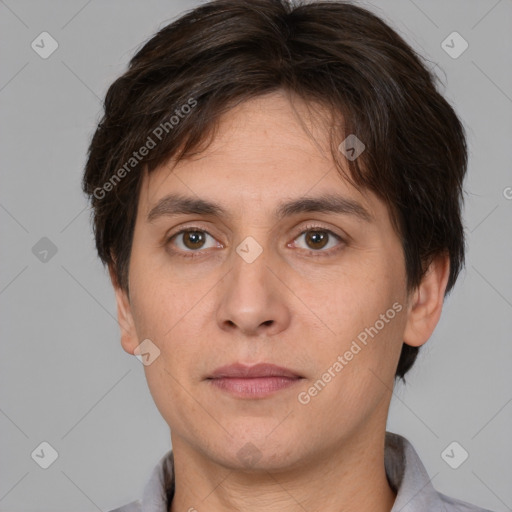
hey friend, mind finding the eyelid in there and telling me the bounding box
[292,222,346,241]
[166,221,346,240]
[164,222,220,243]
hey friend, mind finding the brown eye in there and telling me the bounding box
[168,229,220,254]
[292,227,344,255]
[304,230,329,250]
[182,230,206,250]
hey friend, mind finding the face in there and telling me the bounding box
[114,91,436,472]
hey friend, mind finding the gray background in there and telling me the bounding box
[1,0,511,510]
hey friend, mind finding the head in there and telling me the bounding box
[83,0,467,470]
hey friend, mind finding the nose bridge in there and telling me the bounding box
[216,235,290,336]
[231,236,269,298]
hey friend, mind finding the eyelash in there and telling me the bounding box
[165,223,346,259]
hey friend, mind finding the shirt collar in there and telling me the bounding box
[385,432,447,511]
[136,432,449,512]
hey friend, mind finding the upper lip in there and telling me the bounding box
[208,363,302,379]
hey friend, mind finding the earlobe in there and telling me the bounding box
[403,253,451,348]
[109,264,139,355]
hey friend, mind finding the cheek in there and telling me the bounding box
[128,267,210,423]
[128,257,212,372]
[301,264,402,338]
[129,250,193,333]
[297,282,406,425]
[295,254,407,383]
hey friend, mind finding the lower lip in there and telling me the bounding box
[208,377,302,398]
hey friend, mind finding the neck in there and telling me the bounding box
[169,428,396,512]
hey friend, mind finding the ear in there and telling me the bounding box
[108,264,139,355]
[403,253,451,348]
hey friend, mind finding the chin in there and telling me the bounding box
[211,431,304,472]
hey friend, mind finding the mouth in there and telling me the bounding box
[206,363,304,399]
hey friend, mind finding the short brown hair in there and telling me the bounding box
[82,0,468,380]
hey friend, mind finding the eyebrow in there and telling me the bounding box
[147,192,373,223]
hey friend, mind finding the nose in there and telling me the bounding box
[215,246,291,337]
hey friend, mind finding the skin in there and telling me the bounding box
[111,90,450,512]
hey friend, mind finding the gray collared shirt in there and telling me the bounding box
[109,432,494,512]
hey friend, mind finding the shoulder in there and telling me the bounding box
[438,491,496,512]
[106,499,141,512]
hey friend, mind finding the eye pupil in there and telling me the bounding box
[184,231,205,249]
[306,230,328,249]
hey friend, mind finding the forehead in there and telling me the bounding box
[137,91,381,221]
